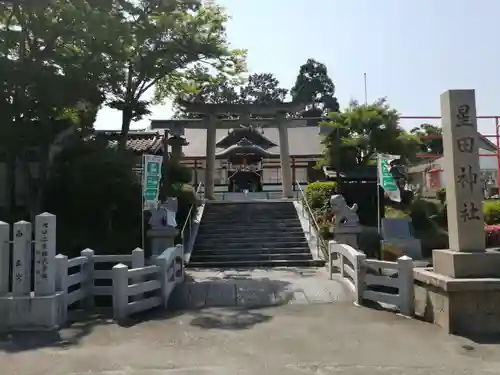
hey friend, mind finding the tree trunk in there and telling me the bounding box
[119,62,134,151]
[119,106,133,151]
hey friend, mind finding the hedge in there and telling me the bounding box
[484,200,500,225]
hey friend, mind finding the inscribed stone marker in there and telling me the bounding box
[441,90,485,252]
[34,213,57,296]
[12,221,31,296]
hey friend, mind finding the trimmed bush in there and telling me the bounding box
[436,188,446,204]
[302,181,337,210]
[484,200,500,225]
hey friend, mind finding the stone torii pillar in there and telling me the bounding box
[204,114,217,199]
[277,113,293,198]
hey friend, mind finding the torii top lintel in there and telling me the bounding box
[150,101,309,130]
[176,99,306,116]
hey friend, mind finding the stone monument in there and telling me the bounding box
[414,90,500,335]
[329,194,362,249]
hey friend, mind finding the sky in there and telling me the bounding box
[94,0,500,136]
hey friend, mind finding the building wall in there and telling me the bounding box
[408,148,499,197]
[180,156,318,187]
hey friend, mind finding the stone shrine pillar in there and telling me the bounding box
[440,90,484,253]
[413,90,500,336]
[204,115,217,199]
[277,114,293,198]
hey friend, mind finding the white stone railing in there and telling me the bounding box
[0,212,185,331]
[55,248,146,312]
[111,245,183,323]
[328,241,415,316]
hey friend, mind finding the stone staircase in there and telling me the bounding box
[187,201,323,268]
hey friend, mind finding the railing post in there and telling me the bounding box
[328,241,333,280]
[55,254,68,292]
[55,254,69,322]
[12,221,32,296]
[112,263,129,323]
[0,221,10,295]
[339,253,345,278]
[154,256,169,308]
[354,252,367,306]
[397,255,415,316]
[131,248,145,301]
[80,248,95,309]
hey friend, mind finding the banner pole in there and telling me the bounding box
[376,151,381,235]
[141,155,145,251]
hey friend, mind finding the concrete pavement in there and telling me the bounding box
[2,302,500,375]
[171,267,353,309]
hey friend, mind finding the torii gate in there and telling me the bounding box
[150,100,307,199]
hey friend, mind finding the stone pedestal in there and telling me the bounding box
[147,227,179,258]
[414,89,500,336]
[0,292,66,331]
[414,263,500,336]
[332,225,361,249]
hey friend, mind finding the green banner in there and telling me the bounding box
[142,154,163,208]
[378,153,401,202]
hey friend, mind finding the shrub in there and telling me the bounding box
[302,181,337,215]
[43,138,142,257]
[409,198,440,230]
[484,200,500,225]
[436,188,446,204]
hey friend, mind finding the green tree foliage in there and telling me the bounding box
[172,72,288,118]
[0,0,121,217]
[290,58,339,125]
[410,123,443,155]
[320,98,421,167]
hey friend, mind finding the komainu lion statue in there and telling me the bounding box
[330,194,359,226]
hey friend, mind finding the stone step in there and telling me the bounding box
[194,240,309,250]
[202,213,298,221]
[196,231,306,240]
[186,258,325,269]
[191,247,311,256]
[190,253,313,262]
[199,222,303,229]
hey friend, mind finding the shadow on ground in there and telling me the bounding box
[0,310,114,353]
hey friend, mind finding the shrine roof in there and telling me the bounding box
[215,127,277,149]
[95,130,164,155]
[216,138,277,158]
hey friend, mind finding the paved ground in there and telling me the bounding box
[171,267,352,309]
[3,302,500,375]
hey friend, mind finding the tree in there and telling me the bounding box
[0,0,122,217]
[171,72,288,118]
[112,1,246,148]
[320,98,421,167]
[290,58,340,124]
[410,123,443,155]
[239,73,288,105]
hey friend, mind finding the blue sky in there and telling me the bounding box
[94,0,500,136]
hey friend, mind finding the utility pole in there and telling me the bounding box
[364,73,368,105]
